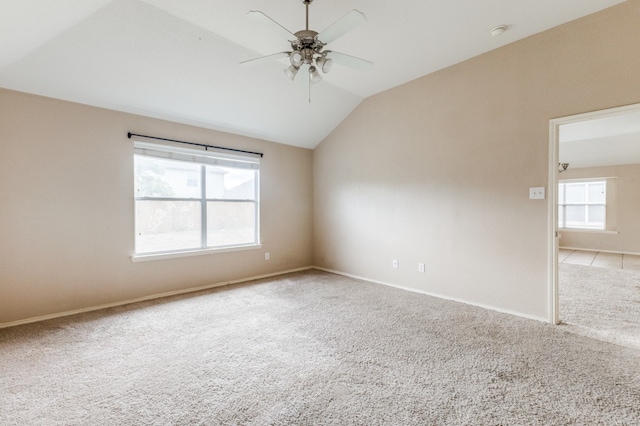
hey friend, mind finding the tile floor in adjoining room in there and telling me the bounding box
[559,249,640,272]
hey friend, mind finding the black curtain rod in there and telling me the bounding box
[127,132,263,158]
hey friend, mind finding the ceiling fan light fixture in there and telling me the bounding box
[290,51,303,67]
[309,66,322,83]
[316,56,333,73]
[243,1,372,100]
[284,64,299,80]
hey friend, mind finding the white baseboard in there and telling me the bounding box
[0,266,313,329]
[312,266,548,323]
[559,247,640,256]
[2,265,548,329]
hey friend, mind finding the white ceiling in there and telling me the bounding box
[0,0,626,148]
[560,110,640,168]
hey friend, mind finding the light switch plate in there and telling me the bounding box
[529,187,545,200]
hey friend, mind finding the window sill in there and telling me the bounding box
[131,244,263,262]
[560,229,619,235]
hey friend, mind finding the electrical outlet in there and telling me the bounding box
[265,252,270,260]
[418,263,425,273]
[392,259,399,268]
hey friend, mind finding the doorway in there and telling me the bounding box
[549,103,640,348]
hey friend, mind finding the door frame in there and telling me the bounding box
[548,102,640,324]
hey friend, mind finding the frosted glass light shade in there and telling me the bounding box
[284,65,299,80]
[290,51,303,67]
[316,56,333,73]
[309,66,322,84]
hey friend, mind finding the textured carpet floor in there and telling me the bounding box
[559,263,640,350]
[1,270,639,425]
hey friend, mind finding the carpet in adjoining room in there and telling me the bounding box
[559,262,640,349]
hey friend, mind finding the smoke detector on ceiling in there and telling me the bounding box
[490,25,508,37]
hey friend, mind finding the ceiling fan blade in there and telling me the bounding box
[326,51,373,71]
[247,11,296,41]
[240,52,290,67]
[316,10,366,44]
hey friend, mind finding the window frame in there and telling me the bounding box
[558,178,606,231]
[132,141,261,261]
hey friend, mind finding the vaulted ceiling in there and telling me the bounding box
[0,0,625,148]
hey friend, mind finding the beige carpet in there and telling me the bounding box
[559,263,640,350]
[1,270,639,425]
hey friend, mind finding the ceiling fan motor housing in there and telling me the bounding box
[291,30,325,66]
[294,30,320,46]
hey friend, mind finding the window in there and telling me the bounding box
[134,141,260,256]
[558,179,605,230]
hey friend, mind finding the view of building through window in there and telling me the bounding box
[134,146,259,255]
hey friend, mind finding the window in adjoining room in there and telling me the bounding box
[558,179,606,230]
[133,141,260,256]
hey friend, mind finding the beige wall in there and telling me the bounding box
[313,1,640,320]
[0,89,313,325]
[559,164,640,254]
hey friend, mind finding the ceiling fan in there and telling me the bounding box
[241,0,373,100]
